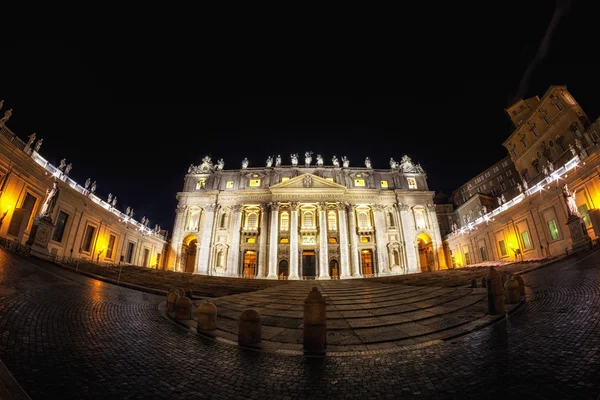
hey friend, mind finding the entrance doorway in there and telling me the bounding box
[181,237,197,273]
[360,249,374,276]
[243,250,257,278]
[417,233,434,272]
[278,259,289,279]
[302,250,316,278]
[329,259,339,279]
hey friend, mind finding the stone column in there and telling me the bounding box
[318,202,330,279]
[428,204,446,269]
[257,204,268,277]
[289,202,300,279]
[267,202,279,279]
[197,204,216,274]
[398,202,418,274]
[227,204,243,277]
[171,205,187,271]
[373,205,389,275]
[338,203,351,278]
[347,204,361,277]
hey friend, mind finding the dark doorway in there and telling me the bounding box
[302,250,316,278]
[278,259,289,279]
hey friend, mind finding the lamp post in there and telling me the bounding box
[96,246,105,264]
[0,205,11,234]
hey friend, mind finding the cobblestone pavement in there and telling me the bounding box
[0,248,599,399]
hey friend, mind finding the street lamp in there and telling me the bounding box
[0,205,11,233]
[97,246,105,264]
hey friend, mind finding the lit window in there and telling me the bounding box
[280,212,289,231]
[245,212,259,229]
[196,179,207,189]
[354,179,365,187]
[106,234,116,259]
[328,237,337,243]
[407,178,417,189]
[325,177,334,182]
[281,177,289,182]
[361,237,370,243]
[521,231,531,249]
[547,219,560,240]
[280,237,289,243]
[226,181,234,189]
[249,179,261,187]
[246,237,256,243]
[498,240,507,257]
[327,211,337,231]
[380,180,388,188]
[578,205,591,227]
[302,211,315,228]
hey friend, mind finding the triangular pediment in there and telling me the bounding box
[270,173,346,190]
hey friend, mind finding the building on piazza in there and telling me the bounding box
[169,152,447,279]
[443,85,600,267]
[0,105,168,267]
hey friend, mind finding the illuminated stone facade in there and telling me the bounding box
[169,154,446,278]
[0,121,168,267]
[444,86,600,267]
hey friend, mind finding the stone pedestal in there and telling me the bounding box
[566,215,591,253]
[25,216,54,260]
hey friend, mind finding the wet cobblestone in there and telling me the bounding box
[0,249,599,399]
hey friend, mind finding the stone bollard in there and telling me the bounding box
[470,278,477,288]
[238,309,261,346]
[167,291,180,313]
[514,275,525,297]
[303,287,327,354]
[486,266,505,315]
[197,301,217,332]
[505,277,521,304]
[481,277,486,288]
[177,287,186,296]
[185,288,193,299]
[175,296,193,320]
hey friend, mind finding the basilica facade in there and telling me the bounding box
[169,153,446,279]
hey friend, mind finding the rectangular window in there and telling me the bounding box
[521,231,532,249]
[328,237,337,243]
[226,180,234,189]
[51,211,69,242]
[354,179,365,187]
[407,178,417,189]
[325,177,334,182]
[281,177,290,182]
[497,175,503,182]
[506,170,512,176]
[249,179,261,187]
[246,237,256,243]
[479,247,487,261]
[500,183,507,191]
[196,179,206,189]
[81,225,96,252]
[547,219,560,240]
[106,234,116,259]
[380,180,388,188]
[491,188,497,196]
[578,205,591,227]
[464,252,471,265]
[279,237,289,243]
[502,161,508,167]
[493,167,499,173]
[509,178,516,186]
[143,248,150,267]
[498,240,507,257]
[126,242,135,263]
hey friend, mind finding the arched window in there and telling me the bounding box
[387,211,395,227]
[280,211,289,231]
[327,211,337,231]
[220,212,229,228]
[303,211,315,228]
[245,212,258,229]
[358,211,370,229]
[216,249,225,268]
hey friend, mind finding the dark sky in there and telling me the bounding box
[1,2,598,234]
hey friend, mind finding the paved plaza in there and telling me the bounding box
[0,248,599,399]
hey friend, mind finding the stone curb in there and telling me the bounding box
[0,356,31,400]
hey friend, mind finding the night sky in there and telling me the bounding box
[2,2,598,234]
